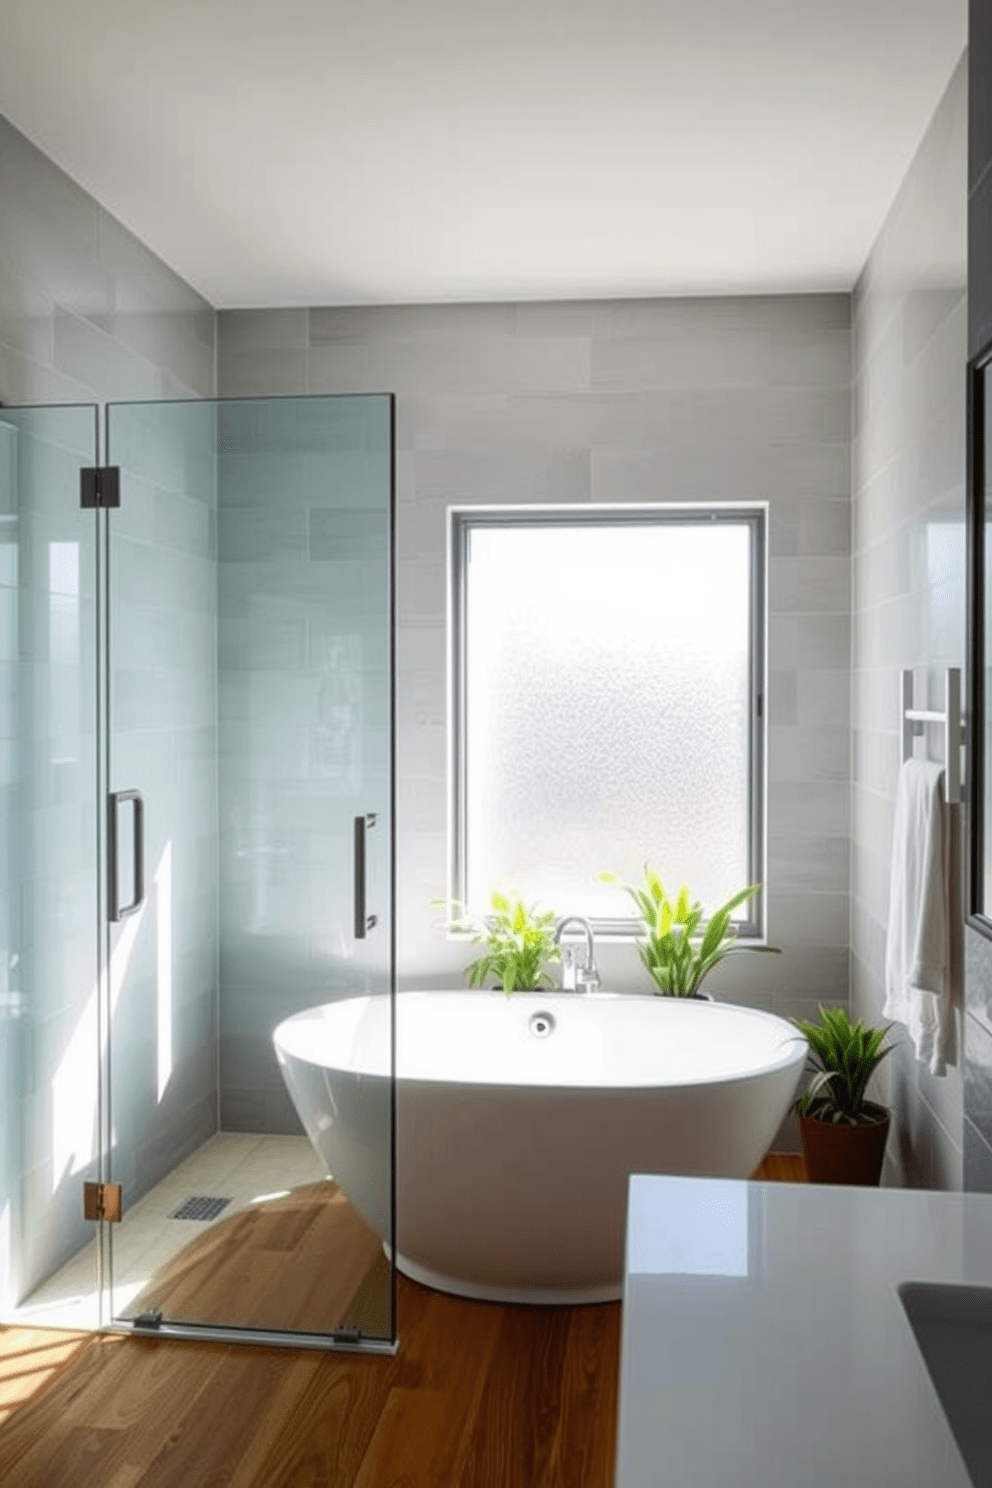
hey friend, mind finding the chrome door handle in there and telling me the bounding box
[108,790,145,922]
[354,812,378,940]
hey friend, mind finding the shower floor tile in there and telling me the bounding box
[4,1133,327,1332]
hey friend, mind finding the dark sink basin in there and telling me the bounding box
[898,1281,992,1488]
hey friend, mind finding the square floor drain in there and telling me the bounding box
[168,1195,232,1222]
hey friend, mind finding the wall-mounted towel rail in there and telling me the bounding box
[901,667,966,805]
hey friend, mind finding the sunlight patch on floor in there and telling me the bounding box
[0,1330,91,1425]
[4,1133,326,1331]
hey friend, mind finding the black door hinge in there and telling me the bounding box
[331,1326,362,1345]
[80,466,121,509]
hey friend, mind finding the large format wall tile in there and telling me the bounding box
[216,395,393,1134]
[0,116,217,1310]
[218,293,853,1154]
[106,400,220,1232]
[963,1011,992,1165]
[964,1116,992,1192]
[851,56,967,1189]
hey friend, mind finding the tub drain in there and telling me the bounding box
[529,1011,555,1038]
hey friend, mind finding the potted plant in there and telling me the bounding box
[792,1005,895,1186]
[599,865,778,997]
[434,889,561,993]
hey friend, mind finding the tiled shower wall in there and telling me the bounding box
[0,116,217,1306]
[106,401,220,1221]
[0,121,214,406]
[215,395,393,1132]
[850,56,968,1188]
[218,294,853,1147]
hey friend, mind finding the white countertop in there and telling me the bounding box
[615,1174,992,1488]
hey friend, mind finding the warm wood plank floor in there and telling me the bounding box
[752,1151,807,1184]
[123,1182,391,1337]
[0,1154,805,1488]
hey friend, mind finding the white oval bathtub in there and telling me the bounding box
[273,991,808,1305]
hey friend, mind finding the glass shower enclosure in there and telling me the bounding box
[0,394,396,1351]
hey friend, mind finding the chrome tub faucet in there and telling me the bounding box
[554,916,600,993]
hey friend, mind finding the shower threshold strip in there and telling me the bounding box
[107,1319,399,1354]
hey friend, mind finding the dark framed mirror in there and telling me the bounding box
[968,340,992,935]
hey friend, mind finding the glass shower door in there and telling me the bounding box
[102,395,396,1349]
[0,405,104,1326]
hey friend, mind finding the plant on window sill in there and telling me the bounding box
[599,865,779,997]
[432,890,561,994]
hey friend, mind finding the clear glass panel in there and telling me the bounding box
[984,368,992,915]
[103,399,221,1326]
[105,396,394,1344]
[461,516,755,923]
[0,405,101,1327]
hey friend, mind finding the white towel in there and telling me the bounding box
[883,759,955,1075]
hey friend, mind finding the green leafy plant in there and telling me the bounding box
[599,864,778,996]
[433,890,560,994]
[792,1005,895,1126]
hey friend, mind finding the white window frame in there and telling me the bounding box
[447,503,768,939]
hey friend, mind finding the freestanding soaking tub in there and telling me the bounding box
[273,990,808,1304]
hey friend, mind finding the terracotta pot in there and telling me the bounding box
[799,1101,890,1186]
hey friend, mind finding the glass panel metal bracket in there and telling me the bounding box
[80,466,121,508]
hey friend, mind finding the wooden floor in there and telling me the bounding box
[0,1154,805,1488]
[752,1151,806,1184]
[123,1182,391,1337]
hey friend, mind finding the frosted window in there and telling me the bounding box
[455,512,763,929]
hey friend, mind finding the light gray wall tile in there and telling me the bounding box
[768,500,850,558]
[0,117,218,1310]
[218,506,308,562]
[514,335,591,393]
[220,295,852,1028]
[964,1115,992,1193]
[768,670,797,726]
[0,341,93,406]
[513,301,596,336]
[216,348,307,398]
[310,302,517,344]
[0,119,100,261]
[768,724,850,784]
[796,670,850,729]
[767,946,850,1009]
[769,557,851,613]
[964,1010,992,1163]
[767,834,849,892]
[852,57,967,1191]
[221,308,309,353]
[767,782,850,839]
[887,1072,963,1188]
[0,260,55,366]
[768,614,851,671]
[590,326,769,391]
[591,439,768,502]
[764,441,851,504]
[769,328,851,387]
[306,341,373,393]
[415,448,591,504]
[215,397,393,1131]
[359,338,517,396]
[965,927,992,1041]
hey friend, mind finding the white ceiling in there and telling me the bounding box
[0,0,968,309]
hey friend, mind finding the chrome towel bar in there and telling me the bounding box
[901,667,966,805]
